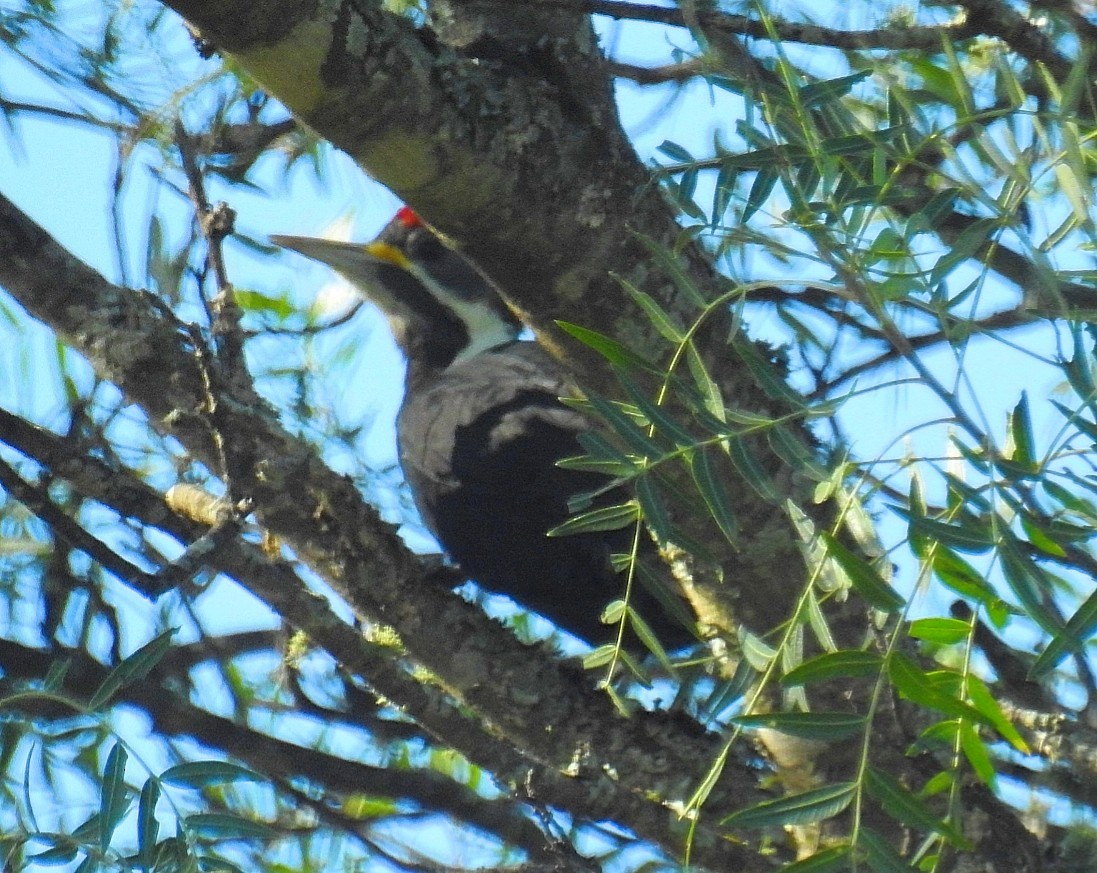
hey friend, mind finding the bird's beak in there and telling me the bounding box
[270,235,413,273]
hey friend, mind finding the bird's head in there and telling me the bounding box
[272,207,520,372]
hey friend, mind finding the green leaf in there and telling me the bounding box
[583,394,667,459]
[959,720,997,786]
[658,139,694,163]
[931,548,1001,605]
[713,161,738,221]
[582,644,619,670]
[908,618,969,645]
[907,188,961,236]
[896,507,995,555]
[781,846,854,873]
[928,218,999,287]
[549,503,639,537]
[28,843,79,866]
[1019,515,1068,558]
[633,233,708,308]
[1001,392,1038,474]
[1031,585,1097,679]
[100,743,129,850]
[184,813,276,839]
[864,766,967,844]
[782,650,885,686]
[725,435,780,503]
[138,778,160,871]
[887,654,985,724]
[799,70,871,107]
[626,604,674,670]
[731,711,865,740]
[722,782,856,828]
[729,335,804,408]
[965,675,1029,752]
[555,322,655,373]
[616,370,697,447]
[742,631,777,671]
[197,855,247,873]
[635,476,672,544]
[89,629,175,710]
[997,534,1066,636]
[160,761,266,789]
[859,827,921,872]
[769,424,828,480]
[688,449,738,545]
[232,289,295,321]
[743,167,779,223]
[1042,477,1097,524]
[701,660,757,718]
[804,590,837,654]
[620,282,685,343]
[820,532,905,613]
[556,454,634,477]
[685,343,725,419]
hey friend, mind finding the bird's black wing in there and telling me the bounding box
[397,342,694,647]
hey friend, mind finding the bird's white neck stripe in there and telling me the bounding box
[412,267,519,363]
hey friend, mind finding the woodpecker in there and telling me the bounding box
[272,208,693,649]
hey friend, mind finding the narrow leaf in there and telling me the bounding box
[1031,585,1097,678]
[549,503,639,537]
[585,394,666,458]
[865,766,966,844]
[887,654,985,724]
[743,167,779,223]
[959,720,997,786]
[730,335,804,407]
[732,711,865,740]
[1002,392,1038,475]
[617,370,697,447]
[908,618,969,645]
[138,779,160,871]
[89,629,175,710]
[859,827,920,872]
[726,435,780,503]
[100,744,129,850]
[966,675,1029,752]
[635,476,672,544]
[555,322,655,373]
[633,233,708,308]
[160,761,265,789]
[723,782,856,828]
[620,282,685,343]
[688,449,738,544]
[782,650,884,686]
[781,846,854,873]
[184,813,275,839]
[931,547,1001,605]
[820,532,905,612]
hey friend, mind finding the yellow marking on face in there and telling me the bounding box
[363,242,413,271]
